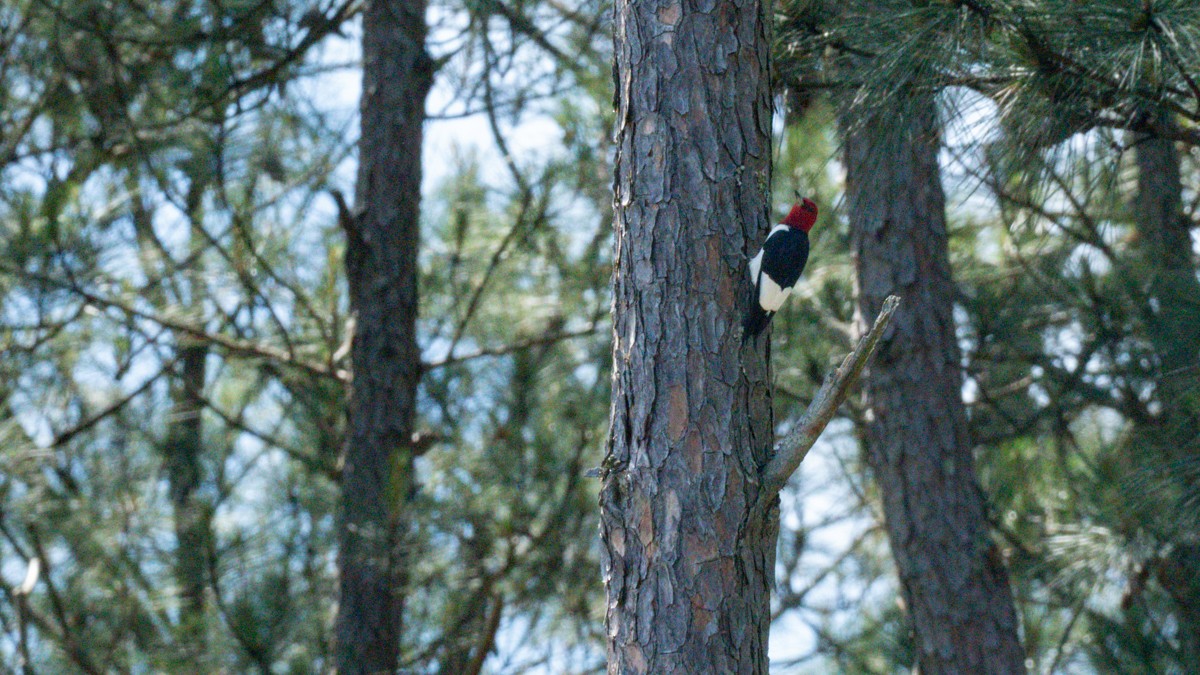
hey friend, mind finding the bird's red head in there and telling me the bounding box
[782,198,818,232]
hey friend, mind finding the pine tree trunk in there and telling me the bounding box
[1133,127,1200,667]
[334,0,431,670]
[599,0,777,671]
[1133,128,1200,408]
[844,101,1026,674]
[166,341,210,660]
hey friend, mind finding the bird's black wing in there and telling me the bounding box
[759,229,809,289]
[743,303,772,340]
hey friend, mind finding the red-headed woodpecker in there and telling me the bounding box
[743,198,817,340]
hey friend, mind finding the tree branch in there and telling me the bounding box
[424,323,601,370]
[757,295,900,503]
[0,263,349,382]
[50,360,173,448]
[463,593,504,675]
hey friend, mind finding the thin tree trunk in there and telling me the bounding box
[844,100,1026,674]
[599,0,777,670]
[1133,127,1200,412]
[166,341,210,658]
[130,164,214,664]
[334,0,432,670]
[1135,131,1196,280]
[1133,126,1200,667]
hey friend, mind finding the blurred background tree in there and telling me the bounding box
[0,0,612,671]
[771,0,1200,671]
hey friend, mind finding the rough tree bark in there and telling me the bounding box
[598,0,779,670]
[844,100,1026,674]
[334,0,432,671]
[1133,126,1200,667]
[1134,126,1200,400]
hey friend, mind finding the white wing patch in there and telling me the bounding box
[750,224,793,311]
[759,275,792,311]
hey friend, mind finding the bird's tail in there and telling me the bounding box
[742,304,773,343]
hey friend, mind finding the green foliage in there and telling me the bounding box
[0,0,614,671]
[768,2,1200,671]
